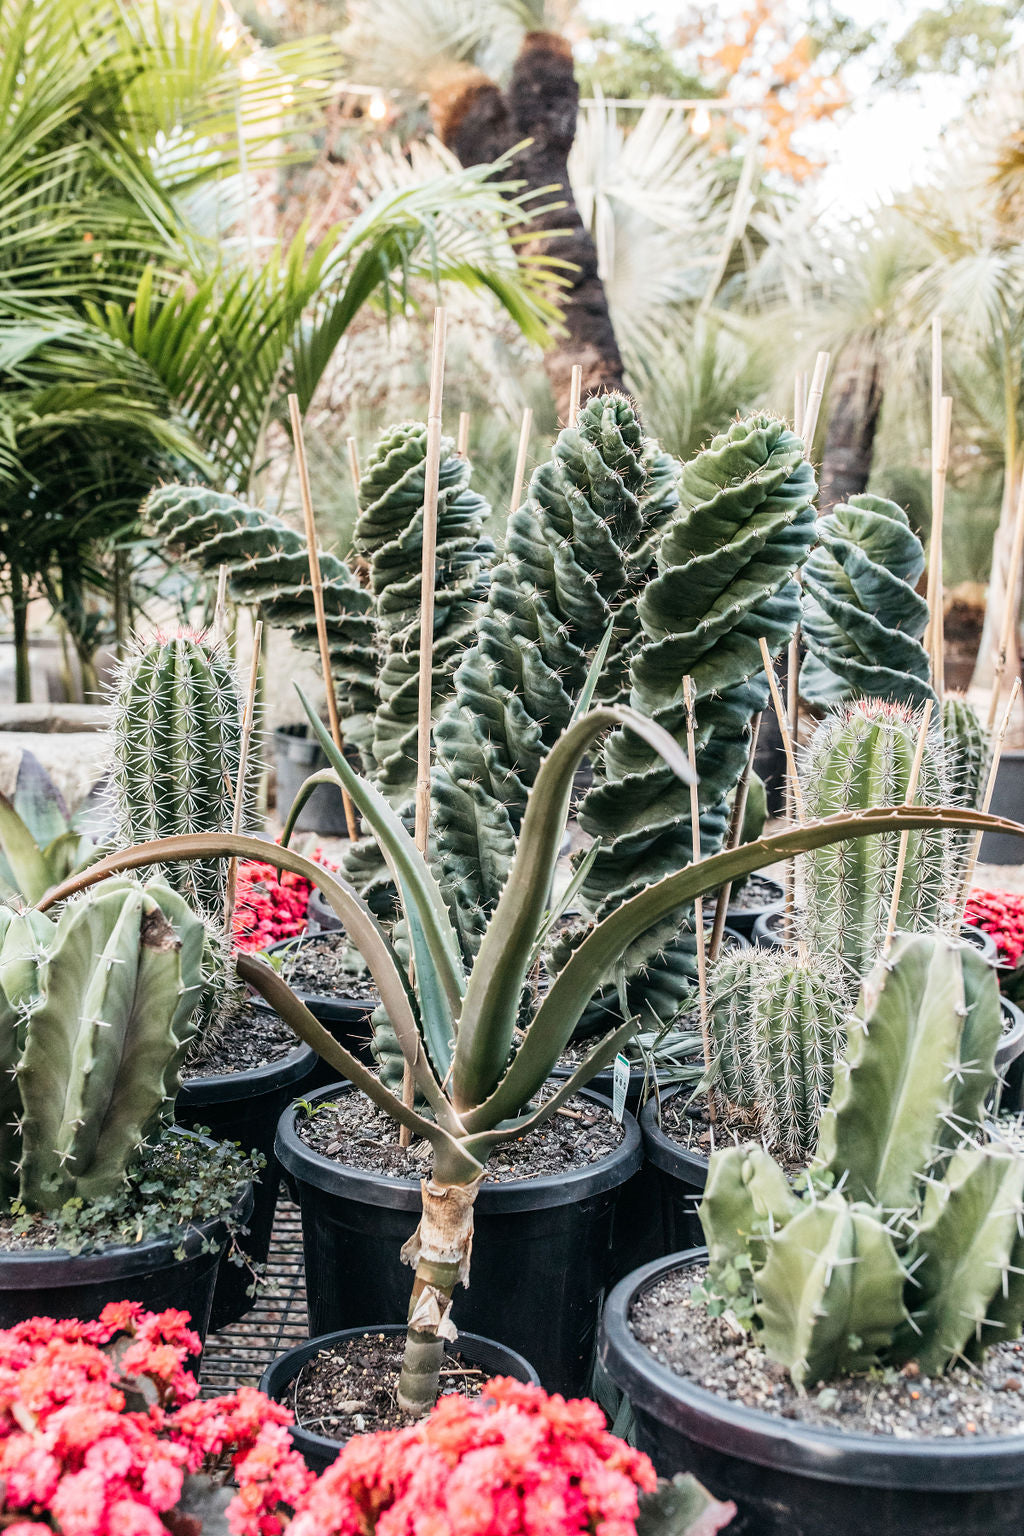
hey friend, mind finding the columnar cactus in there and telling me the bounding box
[699,933,1019,1387]
[799,493,934,708]
[431,394,667,948]
[143,486,377,766]
[942,693,993,888]
[0,880,205,1210]
[799,701,953,986]
[110,632,256,922]
[708,948,847,1160]
[354,422,493,798]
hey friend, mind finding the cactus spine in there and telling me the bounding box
[3,880,205,1210]
[799,493,934,708]
[699,933,1021,1388]
[942,693,993,888]
[798,701,953,987]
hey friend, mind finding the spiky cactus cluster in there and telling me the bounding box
[0,880,205,1210]
[431,393,668,949]
[798,701,954,987]
[942,694,991,809]
[354,423,493,798]
[143,485,377,766]
[799,493,934,709]
[110,632,256,922]
[708,948,846,1160]
[700,932,1021,1387]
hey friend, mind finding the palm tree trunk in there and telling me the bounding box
[10,565,31,704]
[434,33,625,420]
[819,347,883,508]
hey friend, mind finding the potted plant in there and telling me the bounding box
[603,931,1024,1536]
[0,878,253,1335]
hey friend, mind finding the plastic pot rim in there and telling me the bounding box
[600,1248,1024,1491]
[179,1037,316,1105]
[639,1086,709,1183]
[263,935,379,1023]
[276,1082,643,1213]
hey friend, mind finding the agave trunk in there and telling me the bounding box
[397,1173,482,1415]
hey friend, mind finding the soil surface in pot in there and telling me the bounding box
[656,1101,808,1176]
[556,1013,700,1072]
[187,999,297,1078]
[289,1333,488,1437]
[276,932,380,1003]
[296,1090,624,1181]
[632,1264,1024,1439]
[722,874,782,912]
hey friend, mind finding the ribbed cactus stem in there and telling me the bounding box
[942,693,992,887]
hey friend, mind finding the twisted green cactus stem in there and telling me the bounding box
[12,880,205,1210]
[799,493,934,708]
[799,701,953,986]
[431,394,664,948]
[110,631,255,922]
[143,485,377,765]
[942,693,992,887]
[354,422,493,797]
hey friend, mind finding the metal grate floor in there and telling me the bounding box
[200,1199,308,1396]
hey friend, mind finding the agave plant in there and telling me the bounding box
[0,752,106,905]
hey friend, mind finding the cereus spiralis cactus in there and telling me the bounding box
[708,948,846,1160]
[699,932,1020,1387]
[0,879,204,1209]
[109,630,256,922]
[943,693,993,886]
[798,700,954,987]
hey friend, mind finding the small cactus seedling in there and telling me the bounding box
[699,932,1021,1388]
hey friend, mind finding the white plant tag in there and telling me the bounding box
[612,1053,630,1123]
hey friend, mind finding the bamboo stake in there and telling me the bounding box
[288,393,359,843]
[987,478,1024,729]
[224,619,263,938]
[925,396,952,698]
[510,407,533,514]
[708,713,762,962]
[882,698,934,956]
[457,411,470,457]
[924,319,943,665]
[959,676,1022,922]
[793,372,808,438]
[800,351,830,451]
[213,565,229,645]
[346,435,361,493]
[568,365,583,429]
[683,676,715,1126]
[759,637,805,824]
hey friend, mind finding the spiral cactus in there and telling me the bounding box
[431,393,665,948]
[942,693,993,887]
[799,700,954,985]
[143,485,377,765]
[354,422,493,798]
[800,493,934,708]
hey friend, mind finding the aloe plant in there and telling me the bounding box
[0,751,105,905]
[40,707,1024,1416]
[700,931,1024,1387]
[0,879,205,1209]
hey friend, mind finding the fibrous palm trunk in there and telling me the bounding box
[434,32,624,419]
[819,345,883,509]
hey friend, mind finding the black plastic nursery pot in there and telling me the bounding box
[601,1249,1024,1536]
[997,994,1024,1112]
[639,1090,706,1256]
[260,1325,540,1473]
[276,1083,643,1396]
[979,748,1024,864]
[0,1145,252,1346]
[273,724,350,836]
[177,1035,317,1333]
[721,876,784,941]
[265,933,378,1067]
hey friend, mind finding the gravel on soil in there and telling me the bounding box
[723,874,783,912]
[654,1098,809,1176]
[296,1088,624,1181]
[631,1264,1024,1440]
[289,1333,486,1437]
[187,1000,299,1078]
[274,931,379,1002]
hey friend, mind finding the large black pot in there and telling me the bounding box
[722,876,784,941]
[177,1037,317,1332]
[264,934,377,1068]
[276,1083,642,1395]
[998,995,1024,1112]
[274,724,349,835]
[602,1249,1024,1536]
[261,1325,540,1473]
[0,1137,252,1344]
[978,748,1024,864]
[639,1090,706,1255]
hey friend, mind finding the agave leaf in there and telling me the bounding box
[526,839,601,973]
[0,793,53,905]
[453,704,695,1111]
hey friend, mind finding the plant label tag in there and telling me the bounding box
[612,1054,630,1124]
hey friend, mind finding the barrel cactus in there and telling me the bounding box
[799,493,934,709]
[699,932,1017,1387]
[143,485,377,766]
[798,700,954,986]
[0,880,205,1210]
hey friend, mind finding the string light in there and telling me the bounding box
[217,21,239,50]
[238,51,262,80]
[691,106,712,137]
[368,93,389,122]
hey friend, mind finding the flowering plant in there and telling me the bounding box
[965,887,1024,970]
[232,849,336,953]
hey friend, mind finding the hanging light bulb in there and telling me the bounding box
[217,20,239,50]
[691,105,712,138]
[238,51,262,80]
[368,92,389,122]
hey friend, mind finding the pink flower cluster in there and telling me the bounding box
[965,888,1024,968]
[0,1303,313,1536]
[288,1376,657,1536]
[231,849,336,953]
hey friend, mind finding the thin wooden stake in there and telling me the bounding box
[213,565,229,645]
[288,392,359,843]
[224,618,262,938]
[709,713,762,962]
[925,395,952,697]
[882,698,934,956]
[759,637,805,824]
[510,407,533,514]
[959,676,1022,921]
[683,676,715,1126]
[457,411,470,457]
[987,478,1024,729]
[924,319,943,665]
[793,372,808,438]
[799,351,830,450]
[568,365,583,429]
[346,435,361,493]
